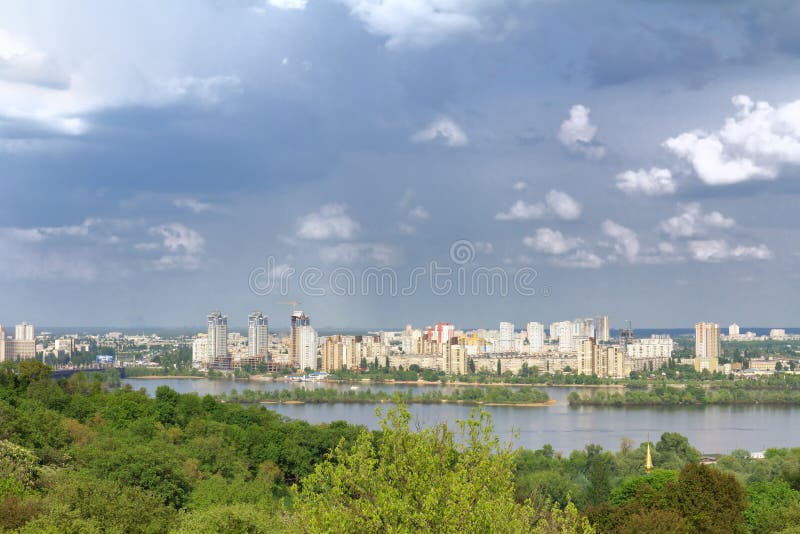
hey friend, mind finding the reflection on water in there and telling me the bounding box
[123,378,799,454]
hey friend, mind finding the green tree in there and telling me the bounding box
[290,404,592,533]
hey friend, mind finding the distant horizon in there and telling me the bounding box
[22,324,800,336]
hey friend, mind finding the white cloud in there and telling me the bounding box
[397,222,416,235]
[0,29,68,89]
[474,241,493,254]
[512,181,527,191]
[659,203,735,239]
[297,203,360,240]
[150,223,205,255]
[319,242,400,265]
[523,228,581,255]
[495,200,546,221]
[173,197,213,213]
[269,0,308,9]
[408,205,429,220]
[558,104,605,159]
[411,116,468,147]
[616,168,676,196]
[157,75,241,106]
[688,240,773,263]
[0,25,241,151]
[495,190,581,221]
[545,190,582,220]
[342,0,482,49]
[602,220,640,263]
[664,95,800,185]
[554,250,605,269]
[148,223,206,271]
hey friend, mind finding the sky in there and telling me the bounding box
[2,0,800,330]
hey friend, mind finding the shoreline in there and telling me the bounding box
[252,398,557,407]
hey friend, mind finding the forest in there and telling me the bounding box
[3,361,800,533]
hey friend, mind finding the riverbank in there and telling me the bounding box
[322,377,626,389]
[218,385,552,407]
[254,398,557,407]
[568,386,800,407]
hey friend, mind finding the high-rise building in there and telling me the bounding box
[425,323,454,345]
[322,335,357,372]
[695,322,720,373]
[401,324,422,354]
[0,325,5,362]
[551,321,574,353]
[595,316,610,342]
[526,322,545,353]
[578,338,626,378]
[574,318,596,339]
[15,322,34,341]
[728,323,740,338]
[290,311,317,370]
[627,335,673,371]
[192,335,208,366]
[497,322,515,352]
[248,311,270,359]
[207,311,230,369]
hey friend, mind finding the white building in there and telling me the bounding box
[401,325,422,354]
[728,323,740,338]
[526,322,546,353]
[497,322,515,352]
[207,311,229,368]
[770,329,787,340]
[54,338,75,357]
[627,335,673,371]
[248,311,269,358]
[551,321,575,353]
[595,316,610,342]
[15,322,34,341]
[291,311,318,371]
[192,335,208,366]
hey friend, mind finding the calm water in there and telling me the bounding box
[123,378,799,454]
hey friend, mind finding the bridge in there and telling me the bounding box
[51,367,126,380]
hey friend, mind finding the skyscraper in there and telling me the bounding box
[595,315,610,342]
[526,322,545,353]
[15,322,34,341]
[290,310,317,371]
[0,325,5,362]
[695,322,720,373]
[248,311,269,359]
[207,311,229,369]
[498,322,515,352]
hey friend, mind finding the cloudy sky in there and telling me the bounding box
[2,0,800,330]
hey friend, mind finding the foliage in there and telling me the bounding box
[290,404,592,533]
[219,385,550,405]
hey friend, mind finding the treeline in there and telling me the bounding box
[569,383,800,406]
[219,386,551,405]
[3,361,800,532]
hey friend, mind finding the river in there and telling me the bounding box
[123,378,799,454]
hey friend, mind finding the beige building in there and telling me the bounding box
[695,322,720,372]
[445,344,468,375]
[321,335,357,372]
[748,358,782,371]
[578,338,626,378]
[5,339,35,361]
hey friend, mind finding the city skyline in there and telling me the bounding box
[2,2,800,327]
